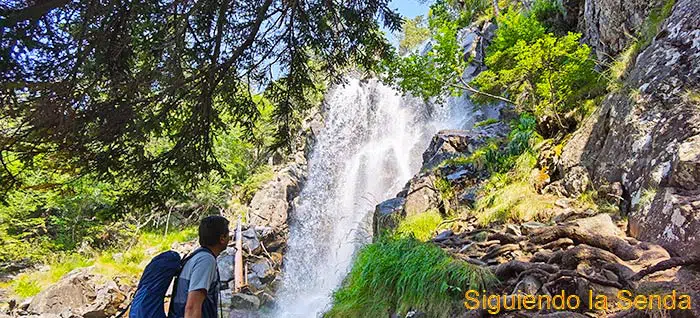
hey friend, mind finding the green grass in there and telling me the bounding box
[639,187,658,208]
[434,177,455,202]
[3,227,197,299]
[685,90,700,104]
[474,118,499,128]
[472,152,558,225]
[327,237,497,318]
[396,210,444,241]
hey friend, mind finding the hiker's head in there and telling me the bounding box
[198,215,230,251]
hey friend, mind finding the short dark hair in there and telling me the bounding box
[198,215,230,247]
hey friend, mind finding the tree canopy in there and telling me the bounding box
[0,0,402,204]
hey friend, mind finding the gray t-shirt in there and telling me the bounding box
[170,249,219,318]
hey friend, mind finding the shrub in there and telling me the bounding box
[472,11,605,132]
[327,237,496,318]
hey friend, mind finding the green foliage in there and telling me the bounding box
[238,165,275,204]
[327,237,496,318]
[4,227,197,299]
[395,210,444,241]
[383,0,491,101]
[434,177,455,201]
[1,0,399,208]
[472,11,605,131]
[399,16,431,54]
[4,254,93,298]
[473,152,557,225]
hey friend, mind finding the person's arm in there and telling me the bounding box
[184,289,207,318]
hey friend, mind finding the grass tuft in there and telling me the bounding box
[472,152,557,225]
[396,210,444,241]
[327,237,497,318]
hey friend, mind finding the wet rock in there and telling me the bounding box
[231,293,260,311]
[250,260,274,282]
[240,228,261,254]
[246,274,266,291]
[373,197,406,237]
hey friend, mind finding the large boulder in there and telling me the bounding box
[560,0,700,255]
[402,174,441,217]
[26,267,126,317]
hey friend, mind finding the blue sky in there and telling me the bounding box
[385,0,432,45]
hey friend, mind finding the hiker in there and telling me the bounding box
[170,215,230,318]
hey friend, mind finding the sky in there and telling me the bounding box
[385,0,432,45]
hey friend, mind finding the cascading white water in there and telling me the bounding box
[272,76,474,317]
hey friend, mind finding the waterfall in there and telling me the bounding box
[273,76,474,317]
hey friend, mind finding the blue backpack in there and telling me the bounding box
[117,248,213,318]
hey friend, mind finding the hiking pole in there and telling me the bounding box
[234,215,243,292]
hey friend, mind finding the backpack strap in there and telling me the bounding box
[167,247,218,317]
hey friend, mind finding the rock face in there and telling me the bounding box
[575,0,666,61]
[247,163,306,231]
[561,0,700,255]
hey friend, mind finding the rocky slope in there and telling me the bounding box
[561,0,700,256]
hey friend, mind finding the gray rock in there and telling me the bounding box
[562,166,591,197]
[420,123,510,171]
[27,267,125,318]
[403,174,441,217]
[670,135,700,190]
[630,187,700,256]
[568,213,623,237]
[250,260,274,282]
[373,197,406,237]
[434,230,453,242]
[561,0,700,255]
[575,0,666,62]
[521,222,547,234]
[248,163,305,230]
[230,293,261,310]
[217,248,235,283]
